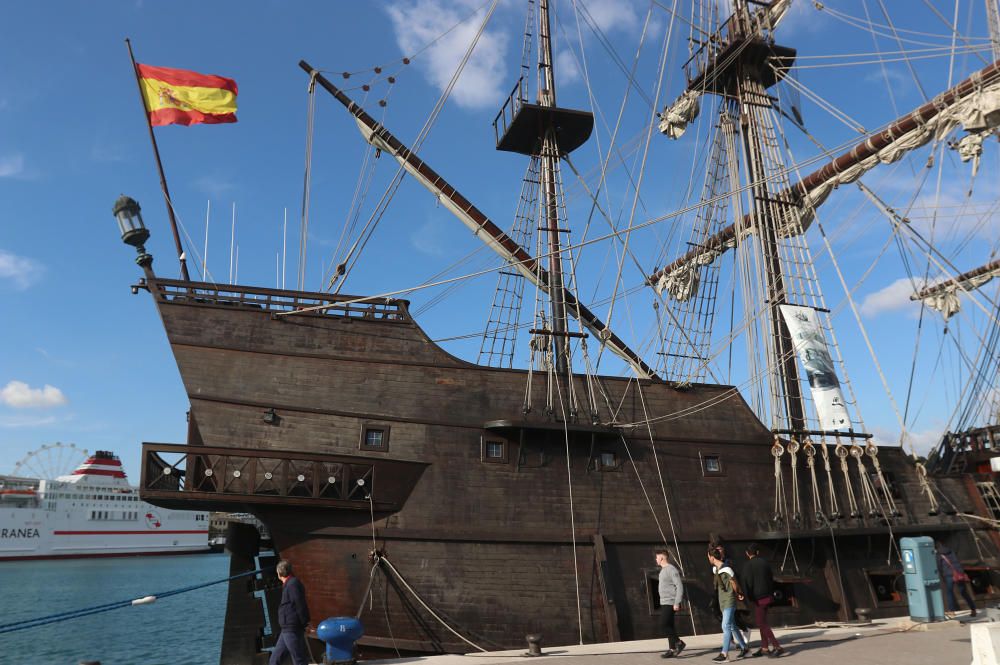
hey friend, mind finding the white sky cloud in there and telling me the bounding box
[0,414,58,429]
[90,140,129,164]
[0,250,44,290]
[193,175,238,198]
[386,0,510,110]
[860,277,922,317]
[410,217,450,256]
[579,0,639,34]
[555,49,581,87]
[872,425,944,456]
[0,153,25,178]
[0,381,68,409]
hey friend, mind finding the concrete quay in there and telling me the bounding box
[363,613,987,665]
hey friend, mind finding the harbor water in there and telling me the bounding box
[0,553,231,665]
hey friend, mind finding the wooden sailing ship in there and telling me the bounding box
[116,1,1000,661]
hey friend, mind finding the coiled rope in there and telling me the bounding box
[0,567,269,635]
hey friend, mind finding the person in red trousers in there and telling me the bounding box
[742,543,785,658]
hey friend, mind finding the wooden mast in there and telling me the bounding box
[125,38,191,282]
[298,63,655,379]
[536,0,570,375]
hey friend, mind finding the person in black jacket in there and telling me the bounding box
[742,543,784,658]
[270,559,312,665]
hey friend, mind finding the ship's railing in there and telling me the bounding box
[493,76,527,147]
[146,277,410,322]
[140,443,428,512]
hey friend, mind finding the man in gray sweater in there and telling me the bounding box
[656,548,686,658]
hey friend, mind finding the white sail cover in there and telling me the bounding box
[658,68,1000,285]
[779,304,851,430]
[777,78,1000,237]
[915,266,1000,319]
[658,91,701,139]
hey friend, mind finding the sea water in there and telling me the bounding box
[0,553,231,665]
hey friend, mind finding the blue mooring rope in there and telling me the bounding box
[0,566,270,635]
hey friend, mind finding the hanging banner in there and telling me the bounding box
[778,304,850,431]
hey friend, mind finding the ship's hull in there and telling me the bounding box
[137,277,999,657]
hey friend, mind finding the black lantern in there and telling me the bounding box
[112,194,152,266]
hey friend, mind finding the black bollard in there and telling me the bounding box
[524,634,543,657]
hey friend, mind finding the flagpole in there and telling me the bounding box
[125,37,190,281]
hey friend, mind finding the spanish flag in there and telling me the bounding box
[137,64,238,127]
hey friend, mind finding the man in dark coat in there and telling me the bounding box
[270,559,312,665]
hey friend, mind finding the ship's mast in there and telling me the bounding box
[731,0,804,432]
[536,0,570,373]
[660,0,856,437]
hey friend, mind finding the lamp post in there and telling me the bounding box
[112,194,153,267]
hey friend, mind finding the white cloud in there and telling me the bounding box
[193,175,237,198]
[0,381,68,409]
[0,414,58,429]
[0,250,44,290]
[872,425,944,456]
[863,66,910,87]
[91,140,129,164]
[386,0,509,110]
[410,217,450,257]
[555,49,581,87]
[579,0,640,34]
[859,277,922,317]
[0,153,25,178]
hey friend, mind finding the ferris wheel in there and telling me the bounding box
[11,442,90,479]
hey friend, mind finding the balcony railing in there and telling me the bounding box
[493,77,527,148]
[140,442,429,512]
[144,277,410,322]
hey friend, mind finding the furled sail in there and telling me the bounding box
[658,91,701,139]
[910,258,1000,319]
[650,58,1000,299]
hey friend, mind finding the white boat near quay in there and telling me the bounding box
[0,451,208,560]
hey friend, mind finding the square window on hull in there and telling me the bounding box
[482,438,507,464]
[361,425,391,452]
[702,454,723,476]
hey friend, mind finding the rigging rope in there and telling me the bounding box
[376,554,489,652]
[553,375,585,645]
[0,567,268,635]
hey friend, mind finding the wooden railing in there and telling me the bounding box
[140,442,429,512]
[493,77,527,147]
[145,277,410,322]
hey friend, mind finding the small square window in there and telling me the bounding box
[592,451,620,471]
[702,454,724,476]
[482,437,508,464]
[361,424,390,451]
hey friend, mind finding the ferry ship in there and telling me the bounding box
[0,451,208,560]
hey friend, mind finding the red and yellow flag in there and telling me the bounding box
[137,64,238,127]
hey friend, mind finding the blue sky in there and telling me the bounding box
[1,0,998,479]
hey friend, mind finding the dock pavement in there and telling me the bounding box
[363,612,984,665]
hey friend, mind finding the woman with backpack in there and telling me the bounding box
[708,546,749,661]
[742,543,785,658]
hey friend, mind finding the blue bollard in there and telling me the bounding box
[316,616,364,664]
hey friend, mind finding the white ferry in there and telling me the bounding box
[0,451,208,560]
